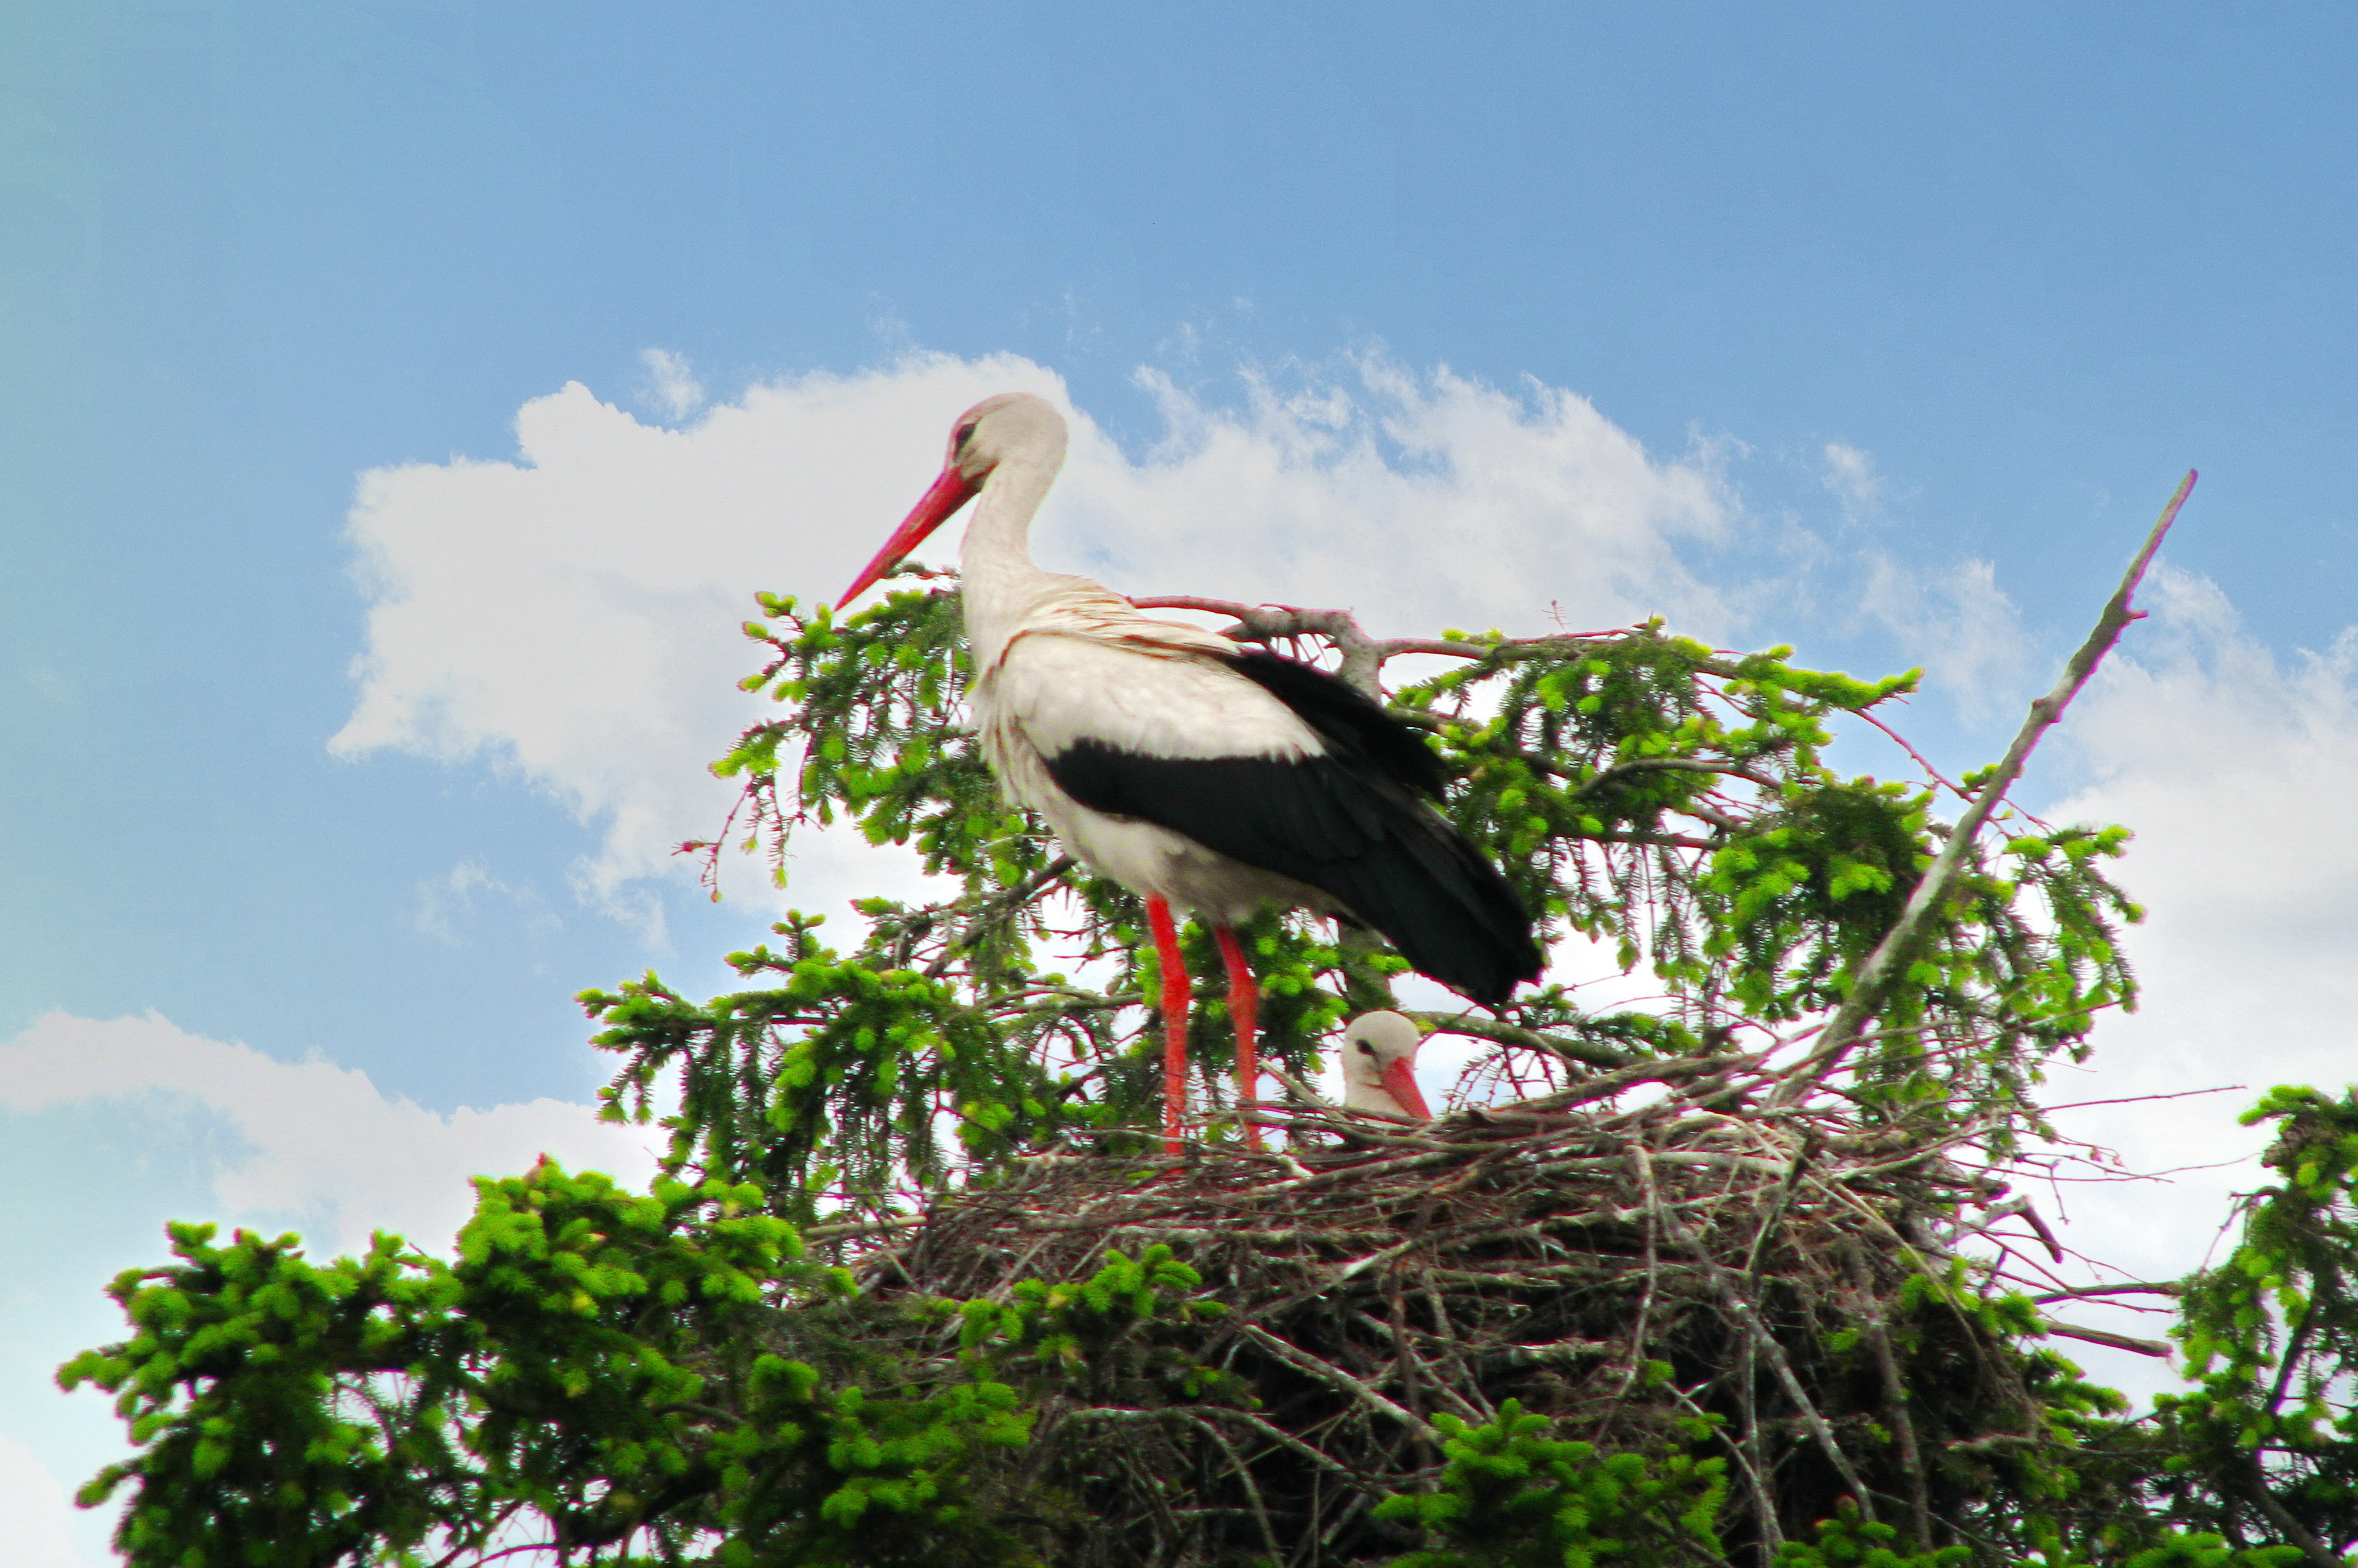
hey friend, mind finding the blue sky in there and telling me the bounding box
[7,5,2358,1560]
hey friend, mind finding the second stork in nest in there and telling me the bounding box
[1340,1011,1434,1122]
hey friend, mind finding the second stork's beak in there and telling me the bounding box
[837,465,981,610]
[1381,1054,1432,1120]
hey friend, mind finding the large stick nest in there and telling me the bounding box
[792,1074,2074,1568]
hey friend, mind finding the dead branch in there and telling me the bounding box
[2041,1322,2175,1358]
[1771,470,2196,1106]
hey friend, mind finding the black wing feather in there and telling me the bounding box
[1043,651,1545,1006]
[1217,649,1449,797]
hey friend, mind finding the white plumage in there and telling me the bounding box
[981,633,1333,920]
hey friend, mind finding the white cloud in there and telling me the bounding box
[2056,563,2358,1096]
[414,857,561,947]
[1857,552,2032,718]
[1087,361,1733,641]
[0,1436,101,1568]
[1822,441,1882,516]
[637,348,704,421]
[0,1011,661,1256]
[330,353,1053,926]
[331,352,1735,928]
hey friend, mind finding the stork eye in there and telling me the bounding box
[1356,1041,1375,1055]
[954,423,979,453]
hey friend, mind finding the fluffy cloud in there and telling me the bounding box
[1821,441,1883,516]
[1857,553,2033,718]
[412,857,563,947]
[639,347,705,422]
[330,353,1736,928]
[0,1010,661,1256]
[331,352,1064,928]
[0,1435,99,1568]
[1082,362,1734,638]
[2052,563,2358,1133]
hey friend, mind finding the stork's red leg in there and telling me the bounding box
[1145,897,1192,1154]
[1213,925,1262,1152]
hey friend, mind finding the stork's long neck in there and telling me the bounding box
[959,446,1065,673]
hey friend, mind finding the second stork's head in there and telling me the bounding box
[838,392,1069,609]
[1341,1011,1434,1122]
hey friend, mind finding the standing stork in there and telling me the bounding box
[838,393,1544,1152]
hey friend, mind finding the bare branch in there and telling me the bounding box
[1846,1244,1931,1550]
[1126,597,1391,695]
[1770,470,2196,1106]
[1631,1142,1878,1520]
[2029,1281,2187,1304]
[1408,1011,1636,1071]
[2041,1322,2174,1357]
[2241,1454,2346,1568]
[1236,1323,1434,1436]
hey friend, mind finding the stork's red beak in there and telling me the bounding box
[837,466,981,610]
[1380,1056,1432,1120]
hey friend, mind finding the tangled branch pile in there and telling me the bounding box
[808,1069,2112,1568]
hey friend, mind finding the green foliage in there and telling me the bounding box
[635,589,2138,1223]
[74,577,2350,1568]
[974,1243,1229,1388]
[1773,1501,1970,1568]
[60,1159,1250,1566]
[2116,1535,2304,1568]
[1374,1401,1726,1567]
[61,1163,810,1564]
[582,913,1071,1227]
[2143,1084,2358,1556]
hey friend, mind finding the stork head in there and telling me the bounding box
[837,393,1068,609]
[1340,1010,1433,1122]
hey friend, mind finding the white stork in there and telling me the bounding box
[1340,1011,1434,1122]
[838,393,1543,1153]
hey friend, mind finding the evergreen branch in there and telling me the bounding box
[1563,756,1772,794]
[920,856,1076,978]
[1853,704,1966,790]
